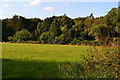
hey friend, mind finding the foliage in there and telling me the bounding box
[89,24,108,41]
[58,41,120,78]
[2,7,120,45]
[27,40,40,44]
[80,39,120,78]
[12,29,31,41]
[38,32,51,44]
[83,45,120,78]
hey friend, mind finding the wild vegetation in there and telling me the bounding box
[58,40,120,78]
[1,6,120,78]
[1,7,120,45]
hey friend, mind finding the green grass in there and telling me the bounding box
[2,43,90,78]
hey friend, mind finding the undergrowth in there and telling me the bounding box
[58,39,120,78]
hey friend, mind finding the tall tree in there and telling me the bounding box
[89,24,108,41]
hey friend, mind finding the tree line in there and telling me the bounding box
[1,7,120,45]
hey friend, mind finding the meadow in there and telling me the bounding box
[2,43,90,78]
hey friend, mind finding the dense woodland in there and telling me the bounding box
[1,7,120,45]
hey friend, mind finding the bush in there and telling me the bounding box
[58,39,119,78]
[80,40,90,45]
[105,37,113,45]
[12,29,31,42]
[16,40,26,43]
[114,37,120,46]
[27,41,40,44]
[98,41,104,45]
[79,40,104,46]
[83,44,120,78]
[70,39,80,45]
[90,41,104,46]
[8,36,14,41]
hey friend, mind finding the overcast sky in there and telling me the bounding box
[0,0,119,19]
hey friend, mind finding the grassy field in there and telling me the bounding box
[2,43,90,78]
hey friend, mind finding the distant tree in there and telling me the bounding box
[104,8,118,37]
[72,21,84,39]
[2,19,15,41]
[84,18,94,33]
[89,13,94,19]
[39,32,50,44]
[89,24,108,41]
[12,29,31,41]
[2,7,120,44]
[7,15,26,32]
[49,19,61,44]
[104,8,118,25]
[26,18,42,33]
[115,26,120,35]
[50,19,61,36]
[57,14,75,44]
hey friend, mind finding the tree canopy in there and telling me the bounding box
[1,7,120,45]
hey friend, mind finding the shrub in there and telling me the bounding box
[12,29,31,42]
[80,40,90,45]
[70,39,80,45]
[16,40,26,43]
[8,36,14,41]
[98,41,104,45]
[90,41,104,46]
[83,44,120,78]
[58,39,119,78]
[27,41,40,44]
[105,37,113,45]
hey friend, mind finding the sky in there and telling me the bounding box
[0,0,119,19]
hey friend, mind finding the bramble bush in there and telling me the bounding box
[82,38,120,78]
[58,39,120,78]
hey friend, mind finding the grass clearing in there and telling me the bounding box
[2,43,89,78]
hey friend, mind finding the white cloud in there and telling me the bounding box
[43,7,55,12]
[3,3,13,8]
[25,0,42,7]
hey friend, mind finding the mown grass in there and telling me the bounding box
[2,43,89,78]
